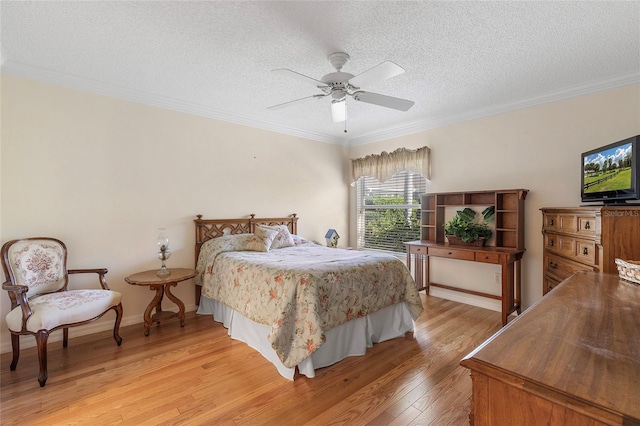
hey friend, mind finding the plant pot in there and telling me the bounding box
[446,235,486,247]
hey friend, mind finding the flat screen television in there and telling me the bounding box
[581,135,640,205]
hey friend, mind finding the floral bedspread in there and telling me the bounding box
[195,235,424,368]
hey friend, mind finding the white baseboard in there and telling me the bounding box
[429,287,501,312]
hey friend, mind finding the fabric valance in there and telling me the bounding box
[351,146,431,183]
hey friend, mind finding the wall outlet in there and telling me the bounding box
[494,272,501,285]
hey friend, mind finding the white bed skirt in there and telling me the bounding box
[196,296,415,380]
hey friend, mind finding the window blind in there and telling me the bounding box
[356,171,426,253]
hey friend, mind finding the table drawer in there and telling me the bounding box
[408,245,427,255]
[429,247,475,261]
[475,252,500,264]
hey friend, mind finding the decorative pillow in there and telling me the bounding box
[259,225,295,249]
[245,226,278,252]
[291,234,311,246]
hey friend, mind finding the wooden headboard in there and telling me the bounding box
[193,213,298,305]
[194,213,298,266]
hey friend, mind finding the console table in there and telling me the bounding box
[405,189,528,326]
[404,241,524,325]
[460,271,640,425]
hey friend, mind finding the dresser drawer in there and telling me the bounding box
[557,214,577,233]
[543,274,562,295]
[544,252,595,282]
[544,233,577,258]
[429,247,475,261]
[576,215,597,238]
[542,213,558,231]
[574,239,597,265]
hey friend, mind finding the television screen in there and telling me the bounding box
[581,135,640,204]
[583,141,633,193]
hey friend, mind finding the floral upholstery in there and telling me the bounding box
[1,237,123,387]
[5,239,67,298]
[5,289,122,332]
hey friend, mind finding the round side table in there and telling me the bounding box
[125,268,197,336]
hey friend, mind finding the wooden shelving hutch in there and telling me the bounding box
[420,189,527,248]
[405,189,528,325]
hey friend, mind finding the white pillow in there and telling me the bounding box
[259,225,295,249]
[246,226,278,252]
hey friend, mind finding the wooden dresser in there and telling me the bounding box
[461,272,640,426]
[541,206,640,294]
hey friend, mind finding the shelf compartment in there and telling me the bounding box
[437,193,464,205]
[496,230,517,248]
[464,192,496,205]
[496,211,518,230]
[421,195,436,210]
[496,191,524,210]
[420,226,436,241]
[421,211,436,226]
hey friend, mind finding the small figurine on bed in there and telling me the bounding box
[325,229,340,248]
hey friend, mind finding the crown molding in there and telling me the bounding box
[2,61,637,147]
[0,61,347,145]
[346,71,640,146]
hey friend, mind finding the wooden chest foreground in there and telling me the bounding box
[461,272,640,425]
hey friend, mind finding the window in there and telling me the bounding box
[356,171,426,253]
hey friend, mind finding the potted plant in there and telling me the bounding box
[444,207,494,246]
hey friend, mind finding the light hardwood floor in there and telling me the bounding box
[1,293,501,425]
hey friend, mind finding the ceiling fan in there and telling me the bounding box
[268,52,415,126]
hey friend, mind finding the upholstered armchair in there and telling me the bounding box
[1,237,123,387]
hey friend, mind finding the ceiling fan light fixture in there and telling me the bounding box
[268,52,414,123]
[331,99,346,123]
[332,89,346,100]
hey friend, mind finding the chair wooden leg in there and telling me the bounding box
[35,330,49,387]
[10,333,20,371]
[113,303,123,346]
[63,328,69,348]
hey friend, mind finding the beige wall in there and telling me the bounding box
[0,75,349,353]
[2,75,639,354]
[349,84,640,312]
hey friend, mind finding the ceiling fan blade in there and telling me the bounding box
[348,61,405,89]
[352,91,415,111]
[331,99,346,123]
[267,94,326,110]
[272,68,326,87]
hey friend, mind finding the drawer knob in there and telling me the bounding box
[549,218,554,226]
[583,247,588,255]
[549,261,558,269]
[549,240,554,247]
[585,221,590,230]
[448,252,452,255]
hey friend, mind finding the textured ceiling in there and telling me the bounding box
[1,1,639,145]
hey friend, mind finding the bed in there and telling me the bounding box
[194,214,424,380]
